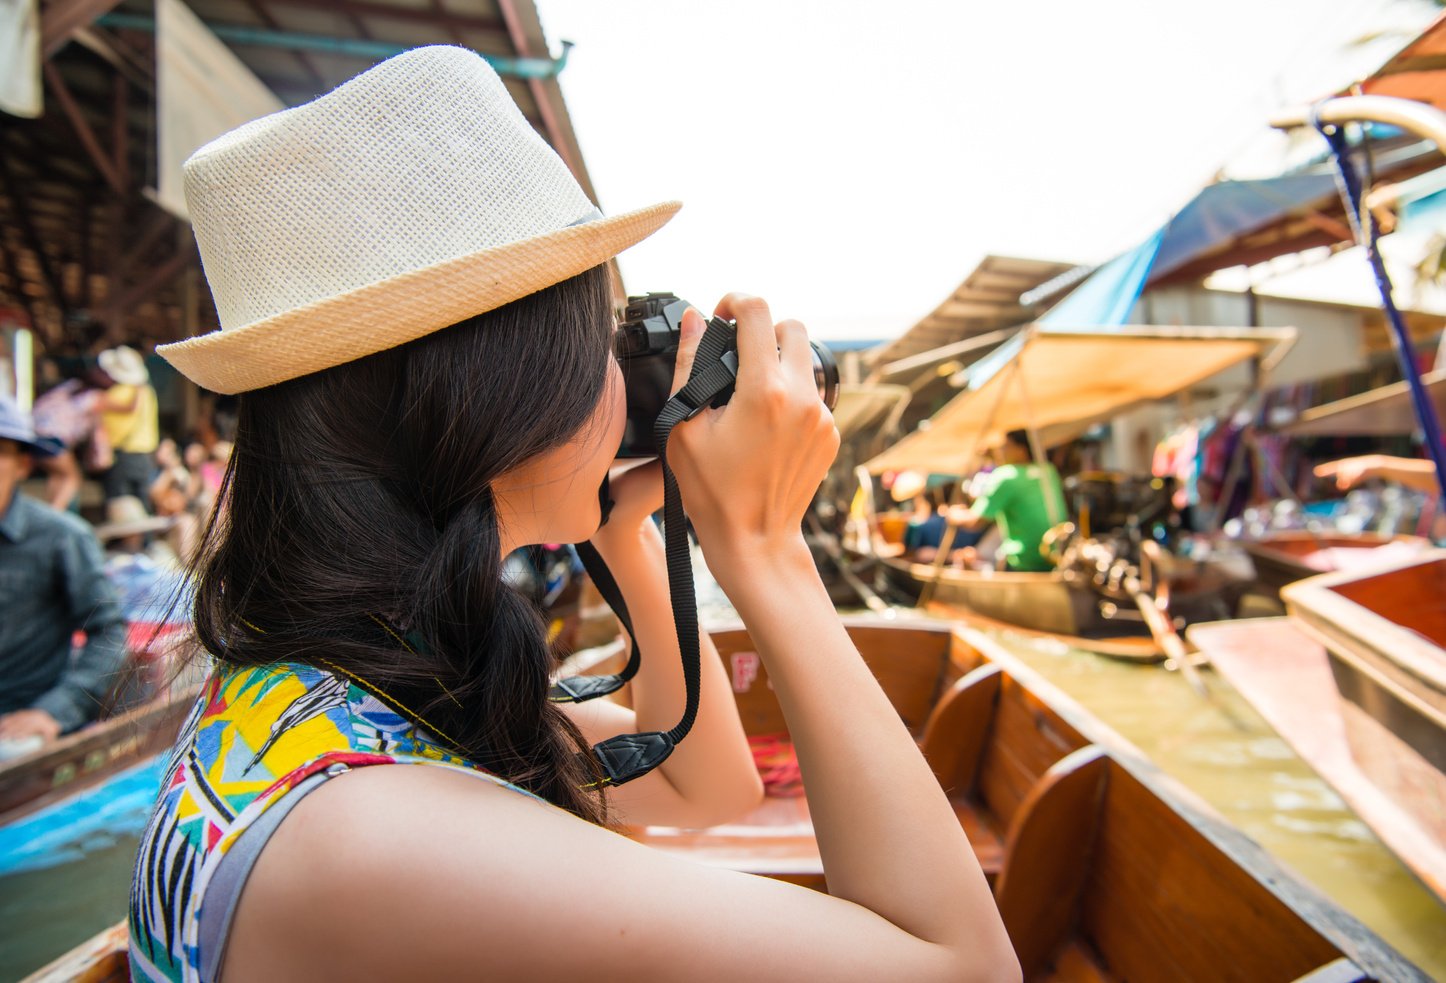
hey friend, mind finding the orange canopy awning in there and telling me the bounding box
[865,326,1295,476]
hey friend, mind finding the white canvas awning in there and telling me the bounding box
[832,384,911,440]
[0,0,41,119]
[866,325,1296,475]
[155,0,284,219]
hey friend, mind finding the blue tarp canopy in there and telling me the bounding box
[1393,166,1446,232]
[1041,172,1344,328]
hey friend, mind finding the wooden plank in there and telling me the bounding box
[709,622,952,738]
[975,675,1083,830]
[1289,958,1370,983]
[41,0,125,57]
[41,62,125,194]
[20,919,129,983]
[921,663,1001,795]
[1079,765,1357,983]
[948,624,1426,983]
[995,746,1109,981]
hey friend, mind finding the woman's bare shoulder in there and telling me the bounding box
[223,764,971,983]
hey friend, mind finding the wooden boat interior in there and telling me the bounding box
[1245,533,1428,600]
[625,620,1421,982]
[1282,552,1446,884]
[1188,616,1446,905]
[22,922,130,983]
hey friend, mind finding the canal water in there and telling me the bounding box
[4,564,1444,978]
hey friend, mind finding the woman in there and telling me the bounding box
[129,46,1016,982]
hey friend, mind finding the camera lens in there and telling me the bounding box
[811,341,840,412]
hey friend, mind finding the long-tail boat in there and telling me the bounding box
[0,624,201,827]
[852,326,1293,658]
[25,619,1425,980]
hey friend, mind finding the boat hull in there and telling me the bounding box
[1244,532,1425,600]
[0,688,197,825]
[1283,552,1446,861]
[877,556,1245,661]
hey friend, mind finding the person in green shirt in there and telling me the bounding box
[946,430,1067,572]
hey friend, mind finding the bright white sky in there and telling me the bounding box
[535,0,1442,341]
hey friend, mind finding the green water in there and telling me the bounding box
[0,836,136,979]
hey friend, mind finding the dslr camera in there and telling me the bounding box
[614,293,841,458]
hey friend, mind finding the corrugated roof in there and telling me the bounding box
[864,254,1076,377]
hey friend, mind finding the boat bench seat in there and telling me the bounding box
[628,789,1007,890]
[628,662,1033,887]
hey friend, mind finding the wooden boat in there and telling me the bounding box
[1189,616,1446,904]
[624,620,1423,980]
[1243,532,1427,601]
[25,619,1425,980]
[0,685,198,827]
[0,625,202,826]
[1284,552,1446,886]
[23,921,129,983]
[876,554,1250,662]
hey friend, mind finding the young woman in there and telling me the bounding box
[129,46,1017,983]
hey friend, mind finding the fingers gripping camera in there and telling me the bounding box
[614,293,840,458]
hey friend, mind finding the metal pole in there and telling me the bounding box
[1272,96,1446,502]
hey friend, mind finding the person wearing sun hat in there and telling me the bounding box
[96,344,160,510]
[0,394,127,756]
[128,46,1014,983]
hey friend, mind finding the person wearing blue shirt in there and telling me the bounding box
[0,395,127,752]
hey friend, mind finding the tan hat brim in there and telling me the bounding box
[158,201,681,394]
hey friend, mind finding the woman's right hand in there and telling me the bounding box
[665,293,839,580]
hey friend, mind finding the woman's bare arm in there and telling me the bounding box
[227,762,1014,982]
[560,515,762,828]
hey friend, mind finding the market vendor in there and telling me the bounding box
[1315,454,1442,497]
[0,395,127,755]
[946,429,1066,572]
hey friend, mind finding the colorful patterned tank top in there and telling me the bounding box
[128,660,535,982]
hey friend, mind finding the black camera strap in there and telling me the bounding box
[550,317,739,786]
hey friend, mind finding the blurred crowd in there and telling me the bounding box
[1,348,219,758]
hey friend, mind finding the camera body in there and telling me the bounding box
[614,293,840,458]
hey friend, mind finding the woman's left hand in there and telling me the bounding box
[590,306,705,551]
[593,460,663,546]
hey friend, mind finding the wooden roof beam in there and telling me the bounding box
[41,61,126,195]
[0,153,66,312]
[42,0,126,58]
[280,0,506,35]
[495,0,580,184]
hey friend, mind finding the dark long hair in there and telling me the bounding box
[190,265,615,822]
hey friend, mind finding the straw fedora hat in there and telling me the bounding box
[157,46,679,395]
[889,470,927,503]
[98,345,150,386]
[95,496,176,543]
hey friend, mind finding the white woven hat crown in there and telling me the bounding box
[158,45,679,394]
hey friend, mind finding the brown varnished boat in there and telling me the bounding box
[626,620,1422,981]
[1243,532,1427,601]
[1282,552,1446,896]
[1188,616,1446,906]
[876,555,1250,663]
[28,620,1424,981]
[0,686,198,827]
